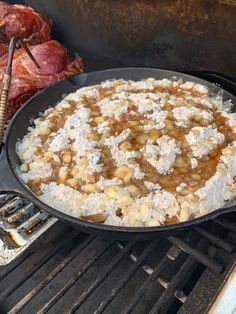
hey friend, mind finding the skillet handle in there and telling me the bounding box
[0,145,25,196]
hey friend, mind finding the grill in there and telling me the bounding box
[0,214,236,313]
[0,71,236,313]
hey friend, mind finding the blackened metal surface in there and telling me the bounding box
[11,0,236,76]
[0,215,235,314]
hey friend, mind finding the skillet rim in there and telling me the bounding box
[4,67,236,234]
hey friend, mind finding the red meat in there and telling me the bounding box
[0,40,84,121]
[0,2,52,56]
[0,43,8,57]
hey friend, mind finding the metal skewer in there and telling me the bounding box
[0,35,40,146]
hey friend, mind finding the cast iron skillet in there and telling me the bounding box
[0,68,236,240]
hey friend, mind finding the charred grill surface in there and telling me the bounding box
[0,216,236,313]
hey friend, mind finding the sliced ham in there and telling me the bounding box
[0,40,84,121]
[0,1,52,56]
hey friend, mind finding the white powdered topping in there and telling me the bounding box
[76,193,119,217]
[127,93,168,129]
[104,129,135,162]
[104,129,145,179]
[199,97,215,109]
[17,129,42,163]
[73,139,97,161]
[21,160,52,183]
[146,110,168,130]
[144,135,181,175]
[186,126,225,158]
[115,78,172,93]
[44,107,54,116]
[222,112,236,133]
[144,181,162,190]
[96,177,122,189]
[193,84,208,94]
[176,183,188,192]
[101,80,118,89]
[184,94,216,109]
[48,107,92,153]
[180,142,236,217]
[48,131,70,152]
[52,154,60,163]
[39,182,81,214]
[59,166,68,177]
[180,82,195,90]
[96,121,110,134]
[129,163,145,180]
[190,158,198,169]
[37,119,52,129]
[111,91,129,101]
[104,130,145,179]
[56,100,71,110]
[155,78,172,88]
[122,190,179,227]
[127,93,164,114]
[180,82,208,94]
[77,86,100,98]
[87,150,103,173]
[173,106,213,127]
[16,117,52,163]
[97,98,128,120]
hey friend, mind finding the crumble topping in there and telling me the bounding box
[144,136,181,175]
[17,78,236,227]
[185,126,225,158]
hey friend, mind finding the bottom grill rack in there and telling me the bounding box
[0,194,57,265]
[0,214,235,313]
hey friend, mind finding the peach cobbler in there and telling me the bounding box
[17,78,236,227]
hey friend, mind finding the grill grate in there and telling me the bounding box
[0,215,235,313]
[0,194,57,265]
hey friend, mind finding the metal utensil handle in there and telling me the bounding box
[0,73,10,145]
[0,35,40,147]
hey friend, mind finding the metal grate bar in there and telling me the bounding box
[17,211,49,233]
[0,194,15,207]
[4,235,95,314]
[0,229,79,303]
[167,245,182,261]
[175,290,188,303]
[194,226,233,252]
[4,203,36,226]
[149,256,198,313]
[0,252,32,282]
[215,217,236,233]
[69,242,135,313]
[38,239,114,314]
[157,276,169,289]
[178,243,236,314]
[95,240,159,314]
[122,245,181,314]
[168,236,223,274]
[0,197,28,216]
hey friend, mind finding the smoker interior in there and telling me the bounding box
[1,0,236,313]
[6,0,236,76]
